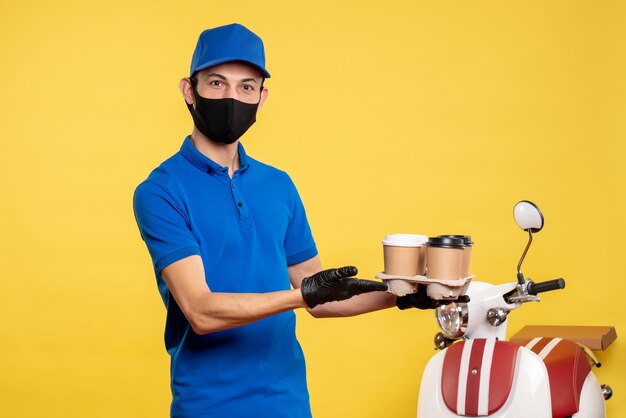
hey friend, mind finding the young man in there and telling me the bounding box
[134,23,433,418]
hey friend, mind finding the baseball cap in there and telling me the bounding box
[190,23,271,78]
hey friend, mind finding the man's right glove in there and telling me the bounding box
[396,284,470,310]
[301,266,388,308]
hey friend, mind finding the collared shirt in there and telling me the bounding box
[133,136,318,417]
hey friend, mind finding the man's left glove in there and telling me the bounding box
[301,266,388,308]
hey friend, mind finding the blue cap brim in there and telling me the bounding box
[192,58,271,79]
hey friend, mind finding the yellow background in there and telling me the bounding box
[1,1,624,417]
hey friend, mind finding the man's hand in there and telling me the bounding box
[396,284,470,310]
[300,266,388,309]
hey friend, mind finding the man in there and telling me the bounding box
[133,23,434,418]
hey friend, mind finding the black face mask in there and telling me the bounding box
[186,83,260,144]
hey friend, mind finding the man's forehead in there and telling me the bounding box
[196,61,263,80]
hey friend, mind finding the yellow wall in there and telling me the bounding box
[1,1,624,417]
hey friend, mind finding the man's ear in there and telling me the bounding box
[258,87,269,110]
[180,77,195,105]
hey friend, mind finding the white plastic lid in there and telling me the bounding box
[382,234,428,247]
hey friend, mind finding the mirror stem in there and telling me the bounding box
[517,229,533,285]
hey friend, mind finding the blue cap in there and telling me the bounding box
[190,23,270,78]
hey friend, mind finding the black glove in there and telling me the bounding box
[396,284,470,310]
[301,266,389,308]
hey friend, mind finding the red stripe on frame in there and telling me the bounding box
[442,342,464,413]
[527,337,551,354]
[465,339,486,416]
[488,342,519,414]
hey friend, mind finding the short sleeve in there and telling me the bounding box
[133,181,201,273]
[283,176,318,266]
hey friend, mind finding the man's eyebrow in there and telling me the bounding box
[205,73,227,80]
[205,73,259,84]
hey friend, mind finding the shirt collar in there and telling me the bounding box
[180,136,251,175]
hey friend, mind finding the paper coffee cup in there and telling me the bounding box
[426,236,465,280]
[438,235,473,277]
[382,234,428,277]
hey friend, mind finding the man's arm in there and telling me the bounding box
[162,255,307,335]
[162,254,389,334]
[289,255,397,318]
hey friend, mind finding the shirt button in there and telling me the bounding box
[238,202,243,207]
[231,183,235,189]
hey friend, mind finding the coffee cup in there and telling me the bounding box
[438,235,473,277]
[382,234,428,276]
[426,236,465,299]
[426,236,465,279]
[382,234,428,296]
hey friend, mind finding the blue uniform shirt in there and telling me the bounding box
[133,137,318,418]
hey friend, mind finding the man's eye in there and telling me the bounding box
[242,85,254,91]
[209,80,223,87]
